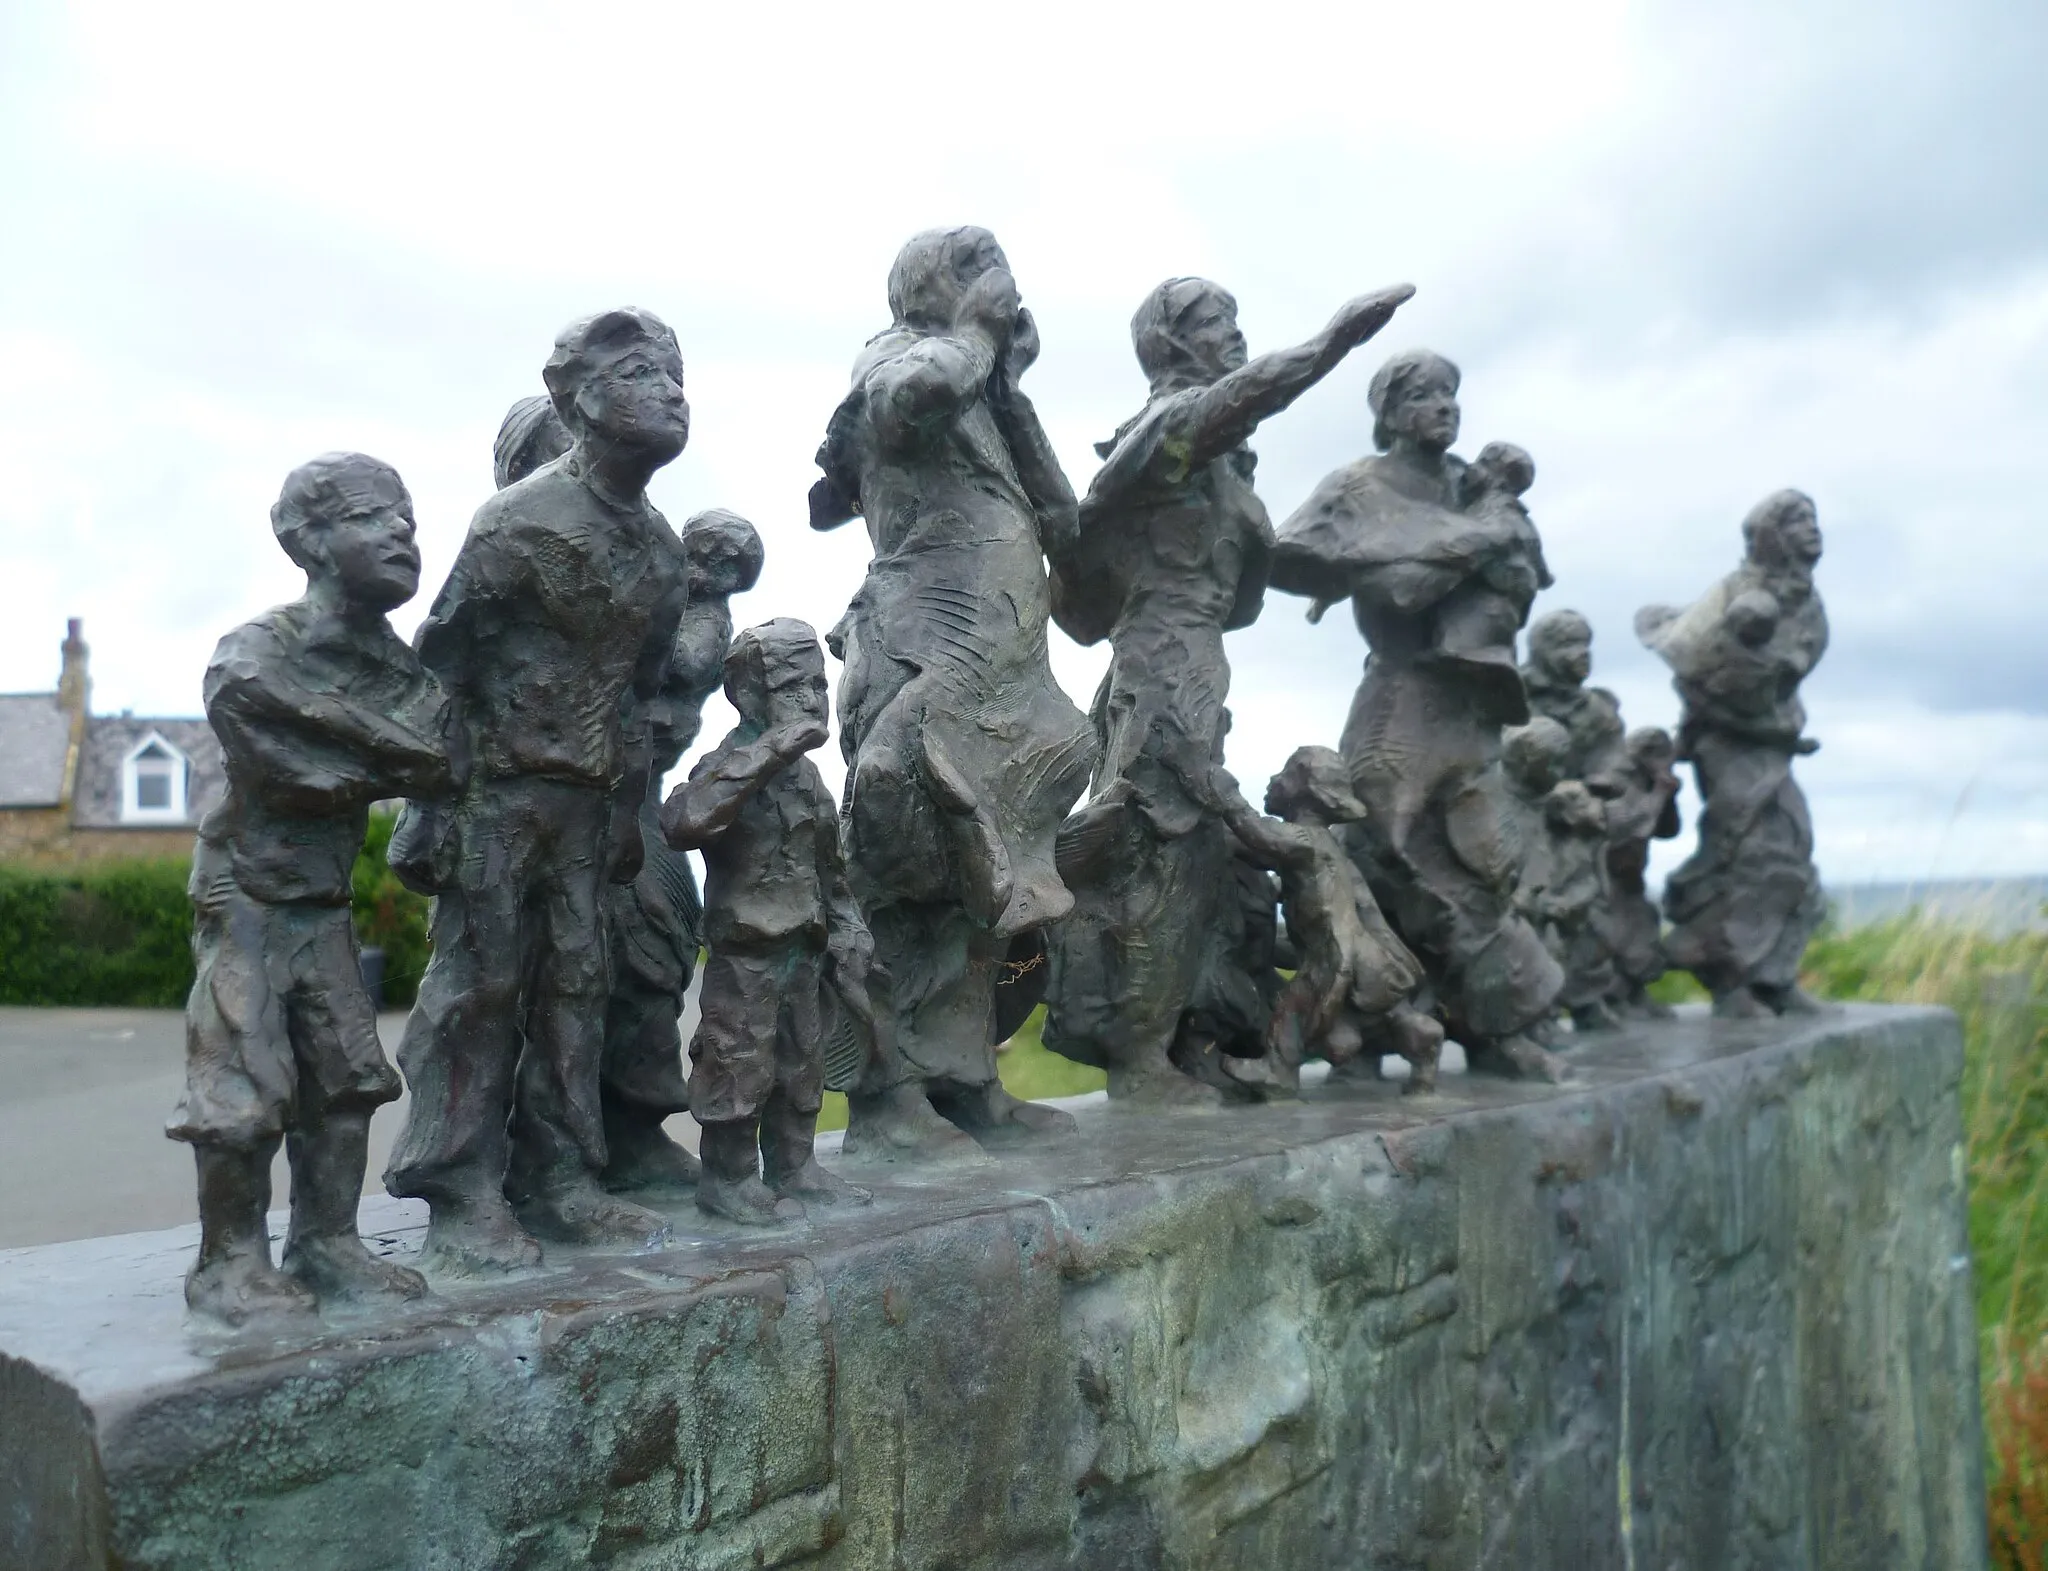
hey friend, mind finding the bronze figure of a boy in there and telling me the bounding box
[172,453,456,1323]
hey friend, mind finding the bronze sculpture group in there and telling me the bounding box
[171,233,1829,1322]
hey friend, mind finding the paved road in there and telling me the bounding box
[0,996,701,1251]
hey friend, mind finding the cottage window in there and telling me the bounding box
[121,735,189,824]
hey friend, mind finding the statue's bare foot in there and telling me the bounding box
[518,1180,672,1250]
[1324,1054,1380,1086]
[601,1122,701,1197]
[420,1194,544,1277]
[698,1172,803,1226]
[1624,989,1676,1021]
[283,1234,428,1304]
[843,1085,990,1169]
[1218,1052,1299,1100]
[1711,986,1773,1021]
[185,1253,318,1326]
[1109,1056,1225,1107]
[1570,1001,1623,1034]
[1761,984,1829,1016]
[933,1080,1080,1144]
[1466,1033,1570,1083]
[1392,1009,1443,1095]
[772,1159,871,1208]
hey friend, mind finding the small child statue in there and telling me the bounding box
[1419,440,1554,722]
[1503,719,1613,1029]
[1175,744,1442,1095]
[659,619,873,1224]
[170,453,457,1323]
[597,509,765,1196]
[1604,726,1683,1018]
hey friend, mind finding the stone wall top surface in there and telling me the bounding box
[0,1002,1950,1406]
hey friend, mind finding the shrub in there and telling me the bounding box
[1990,1339,2048,1571]
[1800,915,2048,1567]
[351,806,432,1008]
[0,859,196,1006]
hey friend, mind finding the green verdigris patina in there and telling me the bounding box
[0,1005,1987,1569]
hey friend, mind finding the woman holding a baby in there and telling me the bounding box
[1271,349,1567,1079]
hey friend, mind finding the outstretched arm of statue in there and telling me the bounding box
[1180,284,1415,471]
[659,720,827,851]
[1222,800,1315,877]
[208,661,452,800]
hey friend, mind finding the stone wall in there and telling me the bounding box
[0,1005,1987,1570]
[0,806,77,864]
[0,817,197,868]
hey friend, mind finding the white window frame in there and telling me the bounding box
[121,732,189,824]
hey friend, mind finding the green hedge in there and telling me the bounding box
[0,808,435,1009]
[352,806,432,1008]
[0,858,196,1006]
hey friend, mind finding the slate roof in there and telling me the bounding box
[71,716,225,829]
[0,693,72,807]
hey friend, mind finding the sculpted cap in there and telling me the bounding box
[543,307,680,413]
[271,452,409,568]
[724,617,824,708]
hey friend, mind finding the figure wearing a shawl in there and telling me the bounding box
[1636,489,1828,1018]
[810,227,1096,1161]
[1039,276,1411,1101]
[1270,349,1567,1081]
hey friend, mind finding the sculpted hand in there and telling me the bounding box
[1003,307,1041,380]
[387,802,457,896]
[954,265,1020,351]
[607,816,645,885]
[772,718,831,759]
[1327,284,1416,352]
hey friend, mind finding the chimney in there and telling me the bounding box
[57,619,90,810]
[58,618,91,720]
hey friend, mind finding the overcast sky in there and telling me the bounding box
[1,0,2042,885]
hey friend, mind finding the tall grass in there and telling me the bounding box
[1800,914,2048,1568]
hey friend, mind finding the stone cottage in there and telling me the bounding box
[0,620,224,866]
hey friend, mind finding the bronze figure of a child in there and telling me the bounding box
[172,453,456,1323]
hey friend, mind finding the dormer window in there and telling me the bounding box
[122,734,189,824]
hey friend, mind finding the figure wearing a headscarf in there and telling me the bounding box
[1637,489,1828,1017]
[1040,276,1411,1101]
[1270,349,1567,1080]
[810,227,1096,1161]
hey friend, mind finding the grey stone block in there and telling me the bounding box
[0,1005,1987,1569]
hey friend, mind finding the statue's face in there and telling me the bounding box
[954,229,1010,287]
[762,650,831,729]
[688,536,763,599]
[1178,289,1248,383]
[1775,503,1823,569]
[1541,628,1593,686]
[321,486,421,613]
[1388,370,1461,452]
[578,339,691,463]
